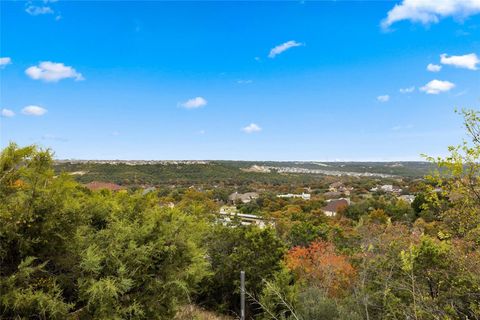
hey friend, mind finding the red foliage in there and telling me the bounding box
[286,241,355,297]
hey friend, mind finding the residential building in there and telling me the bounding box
[228,192,259,203]
[277,193,311,200]
[321,198,350,217]
[371,184,402,194]
[218,206,274,228]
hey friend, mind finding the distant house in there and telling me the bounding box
[85,181,125,192]
[371,184,402,194]
[321,198,350,217]
[229,192,259,203]
[329,182,344,192]
[218,206,274,229]
[329,182,353,195]
[277,193,311,200]
[398,194,415,203]
[381,185,394,192]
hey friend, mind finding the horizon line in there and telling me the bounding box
[54,159,431,163]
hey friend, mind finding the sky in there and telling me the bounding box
[1,0,479,161]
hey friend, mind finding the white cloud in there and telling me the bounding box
[420,79,455,94]
[382,0,480,28]
[427,63,442,72]
[440,53,479,70]
[242,123,262,133]
[22,105,47,116]
[268,40,303,58]
[1,108,15,117]
[25,5,54,16]
[0,57,12,68]
[377,94,390,102]
[180,96,207,109]
[25,61,84,82]
[399,86,415,93]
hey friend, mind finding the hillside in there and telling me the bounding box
[54,161,435,186]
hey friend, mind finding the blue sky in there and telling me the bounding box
[1,1,479,160]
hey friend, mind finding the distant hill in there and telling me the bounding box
[54,160,436,186]
[219,161,436,178]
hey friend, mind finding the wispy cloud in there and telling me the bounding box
[242,123,262,133]
[440,53,479,70]
[377,94,390,102]
[454,89,468,97]
[26,5,54,16]
[427,63,442,72]
[26,0,60,19]
[1,108,15,118]
[26,61,84,82]
[22,105,47,116]
[0,57,12,68]
[180,97,207,109]
[381,0,480,29]
[237,79,253,84]
[399,86,415,93]
[268,40,303,58]
[420,79,455,94]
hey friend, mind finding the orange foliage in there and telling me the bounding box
[12,179,26,188]
[285,241,355,297]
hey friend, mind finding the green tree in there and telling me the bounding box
[424,109,480,239]
[287,221,328,247]
[73,206,209,319]
[0,143,210,319]
[258,266,298,320]
[197,225,286,318]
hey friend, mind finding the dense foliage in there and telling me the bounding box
[54,160,433,187]
[54,161,321,187]
[0,145,209,319]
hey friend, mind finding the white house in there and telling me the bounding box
[371,185,402,194]
[277,193,311,200]
[218,206,274,228]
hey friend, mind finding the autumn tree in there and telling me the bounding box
[285,240,355,298]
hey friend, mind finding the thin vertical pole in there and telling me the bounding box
[240,270,245,320]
